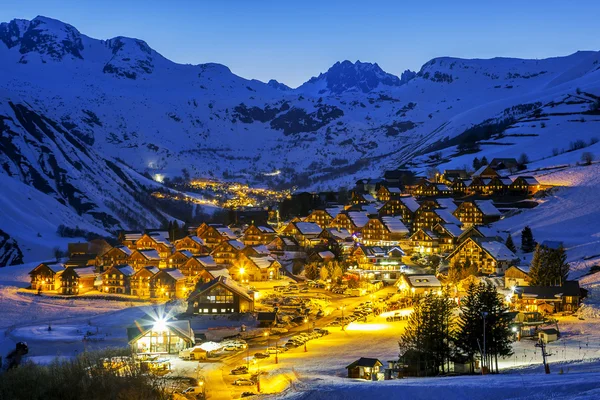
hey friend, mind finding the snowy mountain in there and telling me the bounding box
[1,15,600,263]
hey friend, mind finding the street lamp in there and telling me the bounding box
[340,305,347,331]
[482,311,488,375]
[239,267,246,283]
[304,318,309,352]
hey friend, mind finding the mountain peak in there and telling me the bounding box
[300,60,413,95]
[267,79,292,91]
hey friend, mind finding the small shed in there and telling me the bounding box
[538,328,559,344]
[346,357,383,380]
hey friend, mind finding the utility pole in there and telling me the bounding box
[482,311,488,375]
[536,339,551,374]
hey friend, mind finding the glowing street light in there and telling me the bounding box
[153,318,167,332]
[304,318,309,352]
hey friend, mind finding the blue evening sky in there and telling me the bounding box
[1,0,599,87]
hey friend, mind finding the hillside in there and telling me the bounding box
[1,15,600,263]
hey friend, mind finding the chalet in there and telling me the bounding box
[267,236,300,253]
[304,207,343,229]
[446,237,517,275]
[329,212,370,234]
[413,180,439,197]
[29,262,65,292]
[127,319,194,355]
[187,276,255,314]
[100,265,135,294]
[233,254,281,282]
[378,196,420,226]
[510,176,541,195]
[241,244,271,258]
[409,229,440,254]
[489,157,519,171]
[377,186,402,202]
[396,274,441,297]
[281,221,324,247]
[513,281,582,314]
[150,268,187,299]
[135,233,173,259]
[451,179,472,196]
[127,249,161,270]
[469,177,491,194]
[350,246,404,272]
[472,165,499,178]
[361,216,409,246]
[432,223,463,253]
[319,228,354,254]
[167,250,194,268]
[196,224,228,248]
[131,266,159,298]
[96,246,132,271]
[60,266,97,295]
[453,200,501,226]
[307,250,336,264]
[242,224,276,246]
[119,231,143,249]
[504,265,530,288]
[180,256,217,284]
[173,235,208,255]
[64,252,97,269]
[486,176,513,196]
[435,198,458,213]
[210,240,245,266]
[346,358,383,380]
[441,169,468,184]
[413,207,461,232]
[458,225,508,244]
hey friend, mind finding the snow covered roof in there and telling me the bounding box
[348,212,370,228]
[139,266,160,275]
[474,200,501,216]
[227,240,246,250]
[400,196,420,213]
[499,177,514,185]
[115,246,133,256]
[124,232,142,241]
[475,227,508,241]
[163,268,185,280]
[251,245,271,255]
[325,228,352,240]
[479,240,516,261]
[318,251,335,260]
[435,184,450,191]
[217,226,237,239]
[45,262,66,273]
[116,265,135,276]
[139,249,161,260]
[520,176,540,185]
[209,268,230,279]
[381,216,409,234]
[72,266,96,278]
[388,187,402,193]
[406,274,441,288]
[250,256,277,269]
[361,204,380,214]
[196,255,217,268]
[436,198,457,212]
[188,235,205,246]
[363,194,376,203]
[150,234,172,247]
[325,206,344,218]
[462,179,473,187]
[439,223,463,238]
[295,222,323,235]
[434,209,461,225]
[257,225,275,233]
[178,250,194,258]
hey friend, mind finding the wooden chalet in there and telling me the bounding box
[446,237,517,275]
[450,179,472,196]
[469,177,491,194]
[180,256,216,285]
[135,233,173,259]
[241,244,271,258]
[346,357,383,380]
[187,276,255,314]
[173,235,208,255]
[131,266,159,298]
[409,229,440,254]
[350,246,404,273]
[378,196,420,226]
[432,223,463,253]
[413,180,439,197]
[60,266,97,295]
[304,207,344,229]
[29,262,66,292]
[513,281,582,314]
[233,254,281,282]
[319,228,355,254]
[267,236,300,253]
[486,176,513,196]
[307,250,336,264]
[441,169,468,185]
[377,186,402,202]
[281,221,324,247]
[96,246,132,271]
[361,216,409,246]
[119,231,143,249]
[196,223,228,248]
[329,212,370,234]
[150,268,187,299]
[472,165,499,178]
[211,239,245,265]
[242,224,276,246]
[127,249,161,270]
[413,207,461,232]
[510,176,541,195]
[457,225,508,244]
[453,200,502,227]
[350,191,374,206]
[504,265,530,288]
[100,265,135,294]
[396,274,441,297]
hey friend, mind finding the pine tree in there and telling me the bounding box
[472,157,481,170]
[505,235,516,253]
[455,283,482,372]
[521,226,535,253]
[319,265,329,281]
[305,263,319,280]
[479,282,513,372]
[528,244,548,286]
[480,156,489,165]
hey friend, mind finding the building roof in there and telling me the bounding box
[516,281,580,299]
[348,212,370,228]
[318,251,335,260]
[325,206,344,218]
[216,226,237,239]
[226,240,246,251]
[249,255,278,269]
[163,268,185,281]
[127,319,194,344]
[474,200,502,217]
[477,239,516,261]
[405,274,441,288]
[188,235,205,246]
[139,249,161,260]
[115,246,133,256]
[178,250,194,258]
[388,187,402,194]
[208,268,230,279]
[257,225,276,233]
[363,194,376,203]
[381,216,409,234]
[295,222,323,235]
[324,228,353,241]
[135,266,160,276]
[346,357,383,369]
[436,198,457,213]
[434,209,461,225]
[518,176,540,185]
[190,276,254,302]
[250,245,271,256]
[71,266,97,279]
[438,223,463,238]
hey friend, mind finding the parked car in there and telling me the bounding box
[231,366,249,375]
[241,392,256,398]
[267,347,282,354]
[233,378,255,386]
[254,352,270,359]
[223,345,237,351]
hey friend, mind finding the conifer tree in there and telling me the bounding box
[455,283,482,372]
[521,226,535,253]
[480,156,489,165]
[472,157,481,170]
[529,244,548,286]
[505,234,516,253]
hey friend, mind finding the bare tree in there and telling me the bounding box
[581,152,594,166]
[52,246,64,262]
